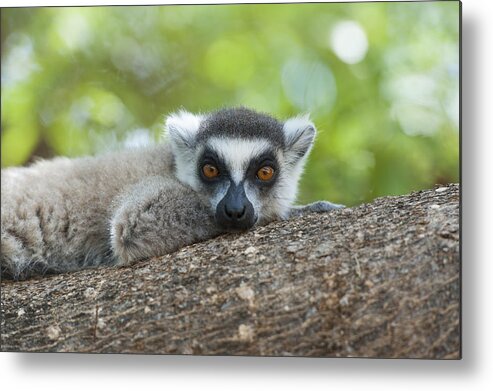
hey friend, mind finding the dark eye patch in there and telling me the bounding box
[246,152,280,188]
[198,148,229,183]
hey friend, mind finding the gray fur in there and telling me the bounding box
[1,108,342,280]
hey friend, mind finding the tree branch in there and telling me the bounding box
[1,184,460,358]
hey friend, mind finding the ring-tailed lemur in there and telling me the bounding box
[1,107,342,280]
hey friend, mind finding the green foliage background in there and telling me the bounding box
[1,2,459,206]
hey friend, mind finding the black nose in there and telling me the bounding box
[216,182,256,231]
[225,204,246,220]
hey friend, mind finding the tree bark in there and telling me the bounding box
[0,184,460,358]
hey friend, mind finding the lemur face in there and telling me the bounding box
[196,137,281,231]
[166,107,316,232]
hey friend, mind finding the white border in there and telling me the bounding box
[2,0,493,390]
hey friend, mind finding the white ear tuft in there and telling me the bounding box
[164,110,204,149]
[282,114,316,164]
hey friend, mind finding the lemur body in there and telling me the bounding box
[1,108,342,280]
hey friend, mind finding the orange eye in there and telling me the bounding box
[202,164,219,179]
[257,166,275,181]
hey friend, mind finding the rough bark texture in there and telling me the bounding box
[0,184,460,358]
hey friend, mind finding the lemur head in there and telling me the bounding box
[165,107,316,232]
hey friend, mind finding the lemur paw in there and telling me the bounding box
[305,200,345,212]
[110,207,146,266]
[288,200,345,218]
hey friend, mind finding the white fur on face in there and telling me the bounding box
[257,114,316,218]
[206,137,274,184]
[244,181,261,221]
[209,181,231,211]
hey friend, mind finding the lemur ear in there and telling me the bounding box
[282,115,316,165]
[164,110,204,149]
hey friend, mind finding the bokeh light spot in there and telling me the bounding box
[330,21,369,64]
[282,59,337,113]
[55,11,91,51]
